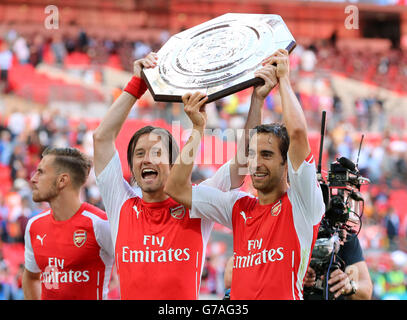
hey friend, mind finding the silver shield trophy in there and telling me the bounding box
[142,13,296,103]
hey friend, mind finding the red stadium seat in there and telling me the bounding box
[1,243,25,277]
[389,189,407,222]
[0,164,12,196]
[64,52,91,67]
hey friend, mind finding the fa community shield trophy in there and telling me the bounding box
[141,13,296,103]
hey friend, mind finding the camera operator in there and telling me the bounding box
[303,226,373,300]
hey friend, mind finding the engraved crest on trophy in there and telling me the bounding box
[141,13,296,103]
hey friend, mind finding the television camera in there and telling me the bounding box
[305,111,370,300]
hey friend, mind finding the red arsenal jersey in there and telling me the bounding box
[115,197,205,299]
[96,151,232,299]
[24,203,114,300]
[191,153,325,299]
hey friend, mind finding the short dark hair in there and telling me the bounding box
[127,126,180,173]
[249,123,290,164]
[42,147,92,188]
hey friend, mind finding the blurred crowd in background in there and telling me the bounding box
[1,23,407,300]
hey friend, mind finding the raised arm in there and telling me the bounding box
[163,92,208,208]
[229,63,278,188]
[266,49,311,171]
[92,52,158,176]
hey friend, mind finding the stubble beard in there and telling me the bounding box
[32,181,59,203]
[136,176,164,194]
[251,170,286,195]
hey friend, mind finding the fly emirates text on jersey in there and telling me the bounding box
[121,235,191,263]
[41,257,90,289]
[233,238,284,269]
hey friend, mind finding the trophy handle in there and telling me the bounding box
[286,40,297,54]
